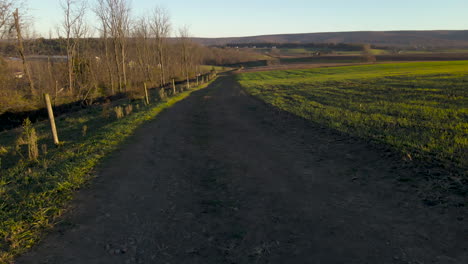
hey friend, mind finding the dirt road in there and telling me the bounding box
[17,74,467,264]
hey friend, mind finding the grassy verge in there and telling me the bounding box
[237,61,468,173]
[0,79,215,263]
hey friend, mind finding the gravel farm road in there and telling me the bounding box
[17,74,467,264]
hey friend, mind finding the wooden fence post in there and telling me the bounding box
[186,78,190,90]
[144,82,150,105]
[44,93,59,145]
[172,79,176,95]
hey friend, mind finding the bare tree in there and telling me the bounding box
[103,21,116,94]
[74,22,94,99]
[95,0,131,93]
[149,7,170,87]
[133,15,152,83]
[178,26,191,89]
[60,0,87,95]
[0,0,15,38]
[95,3,115,94]
[13,8,35,95]
[362,44,376,63]
[2,0,214,109]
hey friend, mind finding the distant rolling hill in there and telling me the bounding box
[193,30,468,48]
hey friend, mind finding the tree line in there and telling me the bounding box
[0,0,260,114]
[222,42,369,51]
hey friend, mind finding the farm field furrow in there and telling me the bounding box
[238,61,468,172]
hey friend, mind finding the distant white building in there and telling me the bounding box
[14,72,24,79]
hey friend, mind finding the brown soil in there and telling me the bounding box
[238,63,365,73]
[239,62,371,73]
[238,58,468,73]
[17,74,467,264]
[278,53,468,61]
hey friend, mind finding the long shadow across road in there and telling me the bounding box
[18,74,467,263]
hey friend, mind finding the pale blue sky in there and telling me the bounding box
[28,0,468,38]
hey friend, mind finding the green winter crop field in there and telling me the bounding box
[237,61,468,172]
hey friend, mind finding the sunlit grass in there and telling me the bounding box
[238,61,468,171]
[0,80,215,262]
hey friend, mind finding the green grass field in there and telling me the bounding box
[279,57,362,64]
[237,61,468,171]
[200,65,230,72]
[0,79,215,262]
[280,48,316,54]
